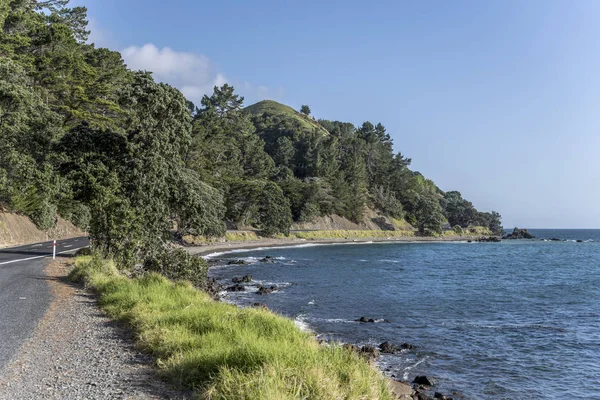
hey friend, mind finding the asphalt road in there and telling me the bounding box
[0,237,89,369]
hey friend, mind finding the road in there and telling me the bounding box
[0,237,89,370]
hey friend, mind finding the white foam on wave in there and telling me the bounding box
[303,316,356,324]
[402,356,429,380]
[379,259,401,263]
[294,314,313,332]
[253,279,291,288]
[203,243,326,259]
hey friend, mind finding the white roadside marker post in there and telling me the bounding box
[53,240,56,260]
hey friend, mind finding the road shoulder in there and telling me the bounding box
[0,256,190,400]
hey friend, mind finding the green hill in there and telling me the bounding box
[245,100,329,135]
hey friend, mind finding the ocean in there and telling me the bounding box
[207,229,600,399]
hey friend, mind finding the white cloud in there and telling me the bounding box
[87,18,117,49]
[121,43,227,106]
[120,43,284,107]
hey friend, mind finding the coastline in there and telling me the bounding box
[188,234,488,257]
[197,235,481,399]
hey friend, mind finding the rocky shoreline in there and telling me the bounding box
[204,247,467,400]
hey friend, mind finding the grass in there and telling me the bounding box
[225,231,260,242]
[245,100,329,136]
[441,226,493,237]
[70,256,394,400]
[286,230,416,240]
[185,226,494,245]
[184,231,260,245]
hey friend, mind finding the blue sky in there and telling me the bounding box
[73,0,600,228]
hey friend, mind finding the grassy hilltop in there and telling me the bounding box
[245,100,330,135]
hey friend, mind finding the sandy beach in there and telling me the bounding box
[188,234,487,257]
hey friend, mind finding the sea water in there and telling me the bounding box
[208,230,600,399]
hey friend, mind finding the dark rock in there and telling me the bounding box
[232,275,253,283]
[467,240,472,243]
[503,227,535,240]
[252,302,268,309]
[379,341,398,354]
[227,259,249,265]
[359,345,380,361]
[549,237,562,242]
[343,343,360,353]
[356,316,375,323]
[257,285,277,295]
[260,256,275,263]
[413,390,432,400]
[434,392,453,400]
[577,239,584,243]
[476,236,501,242]
[400,342,414,350]
[226,284,245,292]
[412,375,434,386]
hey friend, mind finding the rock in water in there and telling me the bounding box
[227,259,249,265]
[412,375,434,386]
[226,284,245,292]
[257,285,277,295]
[232,275,252,283]
[356,316,376,323]
[379,341,398,353]
[359,345,380,362]
[502,227,535,239]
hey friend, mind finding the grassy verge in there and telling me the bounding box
[286,230,416,240]
[441,226,493,237]
[70,256,394,400]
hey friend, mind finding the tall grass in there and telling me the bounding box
[288,230,416,240]
[441,226,493,237]
[70,256,394,400]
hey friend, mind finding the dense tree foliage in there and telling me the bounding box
[0,0,503,274]
[300,105,311,115]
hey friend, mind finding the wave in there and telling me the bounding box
[203,243,326,258]
[294,314,313,332]
[401,357,429,381]
[458,322,568,332]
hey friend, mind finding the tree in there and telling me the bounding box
[414,195,444,235]
[188,84,274,186]
[57,73,226,266]
[300,104,311,116]
[225,180,292,235]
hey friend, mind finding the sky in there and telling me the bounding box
[72,0,600,228]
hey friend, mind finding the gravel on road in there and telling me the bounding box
[0,257,191,400]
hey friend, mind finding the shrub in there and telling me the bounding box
[29,199,57,231]
[298,202,320,223]
[143,249,211,292]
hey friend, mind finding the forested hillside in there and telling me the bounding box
[0,1,502,270]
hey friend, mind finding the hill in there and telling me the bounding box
[245,100,329,135]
